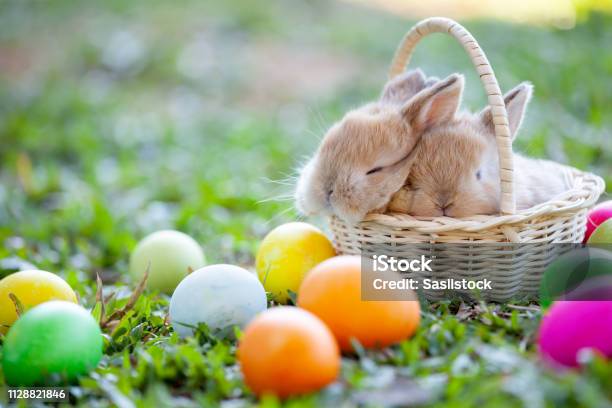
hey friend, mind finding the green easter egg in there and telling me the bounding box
[2,301,103,386]
[587,219,612,244]
[539,247,612,309]
[129,230,206,294]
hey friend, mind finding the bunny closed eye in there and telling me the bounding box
[366,148,418,176]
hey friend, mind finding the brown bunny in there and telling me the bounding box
[388,79,572,217]
[295,71,461,223]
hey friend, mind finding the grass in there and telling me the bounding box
[0,0,611,406]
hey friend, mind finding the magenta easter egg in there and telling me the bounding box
[537,301,612,367]
[584,201,612,243]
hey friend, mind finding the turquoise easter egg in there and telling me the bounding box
[1,301,103,386]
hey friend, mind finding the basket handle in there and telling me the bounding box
[389,17,515,215]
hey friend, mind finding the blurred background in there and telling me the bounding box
[1,0,611,280]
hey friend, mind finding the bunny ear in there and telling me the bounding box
[400,74,464,131]
[380,69,427,105]
[481,82,533,139]
[424,76,440,87]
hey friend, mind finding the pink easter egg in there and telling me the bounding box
[538,300,612,367]
[584,201,612,243]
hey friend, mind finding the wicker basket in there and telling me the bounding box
[330,17,605,301]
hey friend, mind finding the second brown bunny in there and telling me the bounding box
[387,76,572,217]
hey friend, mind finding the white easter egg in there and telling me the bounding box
[169,264,267,338]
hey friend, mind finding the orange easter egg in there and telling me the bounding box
[298,255,420,351]
[238,307,340,398]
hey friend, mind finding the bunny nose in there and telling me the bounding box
[438,192,452,215]
[441,203,455,216]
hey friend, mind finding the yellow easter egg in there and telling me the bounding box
[256,222,336,303]
[0,270,77,334]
